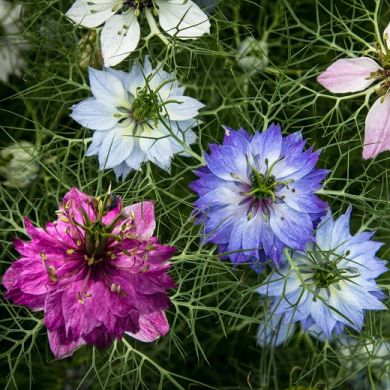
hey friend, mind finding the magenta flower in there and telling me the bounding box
[317,22,390,160]
[2,188,175,359]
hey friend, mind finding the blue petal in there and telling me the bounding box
[250,123,282,168]
[269,203,314,250]
[205,144,249,182]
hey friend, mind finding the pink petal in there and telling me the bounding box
[384,22,390,50]
[317,57,381,93]
[125,201,156,239]
[126,311,169,342]
[61,187,97,225]
[47,329,85,359]
[363,94,390,159]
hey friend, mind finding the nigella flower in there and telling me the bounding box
[2,188,175,358]
[66,0,210,66]
[0,1,24,82]
[191,124,328,267]
[257,208,387,339]
[70,57,204,179]
[317,21,390,159]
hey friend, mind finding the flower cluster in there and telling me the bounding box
[3,188,175,358]
[1,0,389,365]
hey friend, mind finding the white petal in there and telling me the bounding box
[113,162,132,180]
[163,95,204,121]
[66,0,118,28]
[88,67,130,107]
[70,97,120,130]
[101,11,140,67]
[168,120,197,153]
[363,94,390,159]
[384,22,390,50]
[157,0,210,39]
[106,68,132,90]
[127,62,147,96]
[86,130,108,156]
[317,57,381,93]
[139,127,173,170]
[125,141,147,170]
[98,123,135,169]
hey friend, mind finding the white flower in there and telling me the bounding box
[70,57,204,179]
[0,1,24,82]
[66,0,211,66]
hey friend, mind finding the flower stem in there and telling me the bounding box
[145,8,170,47]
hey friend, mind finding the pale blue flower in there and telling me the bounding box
[257,207,387,339]
[70,57,204,179]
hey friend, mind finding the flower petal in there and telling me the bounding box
[317,57,381,93]
[124,201,155,239]
[88,67,130,107]
[101,10,140,67]
[66,0,118,28]
[47,329,85,359]
[98,124,135,169]
[126,311,169,342]
[139,128,173,171]
[363,94,390,159]
[384,21,390,50]
[70,98,120,130]
[157,0,210,39]
[164,95,204,121]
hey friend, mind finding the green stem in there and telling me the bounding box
[145,8,170,46]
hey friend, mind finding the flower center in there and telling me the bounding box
[132,86,160,123]
[64,194,124,266]
[249,172,277,200]
[313,260,345,288]
[122,0,155,12]
[84,220,111,264]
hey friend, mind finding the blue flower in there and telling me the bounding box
[191,124,328,266]
[70,57,204,180]
[257,207,387,339]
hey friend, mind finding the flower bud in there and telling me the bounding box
[237,37,268,74]
[0,141,39,188]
